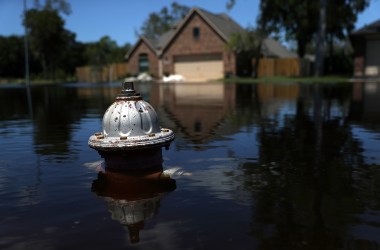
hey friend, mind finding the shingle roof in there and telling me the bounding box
[351,19,380,35]
[156,28,176,49]
[262,38,297,58]
[196,8,245,40]
[126,7,295,59]
[155,7,245,55]
[124,36,157,60]
[126,7,245,59]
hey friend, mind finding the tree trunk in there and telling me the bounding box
[42,57,48,79]
[253,41,263,79]
[315,0,327,77]
[328,34,334,74]
[297,37,306,58]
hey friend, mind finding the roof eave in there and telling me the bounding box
[196,9,229,42]
[159,7,235,55]
[125,37,158,60]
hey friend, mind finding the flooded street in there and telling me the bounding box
[1,81,380,249]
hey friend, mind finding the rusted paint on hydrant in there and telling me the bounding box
[88,81,174,170]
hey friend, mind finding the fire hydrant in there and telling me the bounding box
[88,81,174,170]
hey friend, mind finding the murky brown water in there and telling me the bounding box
[1,81,380,249]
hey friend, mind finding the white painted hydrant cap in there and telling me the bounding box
[88,81,174,151]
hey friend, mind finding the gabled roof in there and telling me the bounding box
[125,36,158,60]
[261,38,297,58]
[195,8,245,41]
[351,19,380,36]
[126,7,244,59]
[159,7,244,54]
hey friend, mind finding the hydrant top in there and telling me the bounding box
[88,81,174,151]
[116,82,142,100]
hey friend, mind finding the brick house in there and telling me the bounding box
[350,19,380,77]
[125,7,248,82]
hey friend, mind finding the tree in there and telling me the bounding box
[315,0,327,76]
[227,27,263,77]
[259,0,318,58]
[23,0,73,80]
[58,32,87,77]
[258,0,369,61]
[0,35,43,79]
[32,0,71,15]
[0,36,25,78]
[24,8,68,79]
[83,36,130,66]
[82,36,131,82]
[324,0,368,74]
[139,2,190,39]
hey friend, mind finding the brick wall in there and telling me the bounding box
[353,56,365,77]
[127,40,159,77]
[162,13,236,76]
[350,36,366,77]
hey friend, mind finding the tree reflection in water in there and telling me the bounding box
[235,83,380,249]
[1,81,379,249]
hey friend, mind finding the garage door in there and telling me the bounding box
[174,54,223,82]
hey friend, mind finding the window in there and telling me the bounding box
[194,120,202,132]
[138,53,149,72]
[193,27,200,39]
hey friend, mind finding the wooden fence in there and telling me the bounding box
[257,58,311,77]
[76,63,128,83]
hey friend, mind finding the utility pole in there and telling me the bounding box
[24,0,33,119]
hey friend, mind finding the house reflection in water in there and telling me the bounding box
[92,165,176,244]
[144,82,301,145]
[350,81,380,125]
[157,83,236,144]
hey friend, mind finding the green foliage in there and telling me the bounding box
[83,36,131,66]
[259,0,369,57]
[259,0,318,57]
[0,36,25,78]
[325,40,354,75]
[228,28,261,57]
[139,2,190,39]
[227,27,265,77]
[33,0,71,15]
[22,0,131,80]
[326,0,369,40]
[1,0,130,81]
[0,35,44,79]
[58,34,87,75]
[24,8,71,79]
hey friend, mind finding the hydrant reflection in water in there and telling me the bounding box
[92,165,176,243]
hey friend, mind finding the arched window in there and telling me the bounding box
[138,53,149,72]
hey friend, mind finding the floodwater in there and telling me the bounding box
[1,81,380,249]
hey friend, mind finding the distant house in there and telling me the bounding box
[350,19,380,77]
[255,38,306,77]
[261,38,297,58]
[126,7,296,82]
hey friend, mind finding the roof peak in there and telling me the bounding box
[126,7,244,59]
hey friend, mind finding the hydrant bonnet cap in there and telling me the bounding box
[88,81,174,151]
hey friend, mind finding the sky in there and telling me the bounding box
[1,0,379,46]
